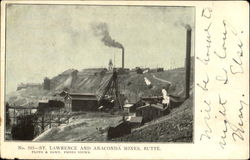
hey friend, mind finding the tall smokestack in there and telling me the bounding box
[122,47,124,69]
[91,23,124,68]
[185,25,192,99]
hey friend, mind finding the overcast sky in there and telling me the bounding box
[6,4,194,93]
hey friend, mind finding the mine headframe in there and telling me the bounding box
[100,69,122,109]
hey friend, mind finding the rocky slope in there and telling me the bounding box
[6,57,194,108]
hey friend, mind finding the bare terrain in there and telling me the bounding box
[6,57,194,142]
[33,112,122,141]
[33,95,192,142]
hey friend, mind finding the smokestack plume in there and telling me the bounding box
[92,23,123,48]
[91,22,124,68]
[185,25,192,99]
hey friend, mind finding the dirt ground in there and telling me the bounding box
[34,95,193,142]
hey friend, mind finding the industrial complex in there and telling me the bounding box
[5,26,193,142]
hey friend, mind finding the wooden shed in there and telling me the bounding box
[68,93,99,111]
[38,99,64,113]
[107,121,131,139]
[136,103,167,123]
[123,103,136,113]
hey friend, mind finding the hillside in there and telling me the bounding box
[6,57,194,142]
[119,67,193,103]
[112,95,193,142]
[6,65,193,107]
[6,56,194,108]
[6,86,52,107]
[33,112,122,141]
[33,93,193,142]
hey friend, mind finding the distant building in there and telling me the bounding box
[148,67,164,73]
[157,67,164,72]
[135,67,143,74]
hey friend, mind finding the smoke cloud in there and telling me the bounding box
[91,22,123,49]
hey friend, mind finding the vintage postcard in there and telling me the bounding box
[0,0,249,159]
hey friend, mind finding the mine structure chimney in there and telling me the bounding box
[185,25,192,99]
[121,47,124,69]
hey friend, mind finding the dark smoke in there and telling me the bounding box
[91,23,123,49]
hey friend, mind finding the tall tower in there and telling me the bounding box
[108,59,113,71]
[185,25,192,99]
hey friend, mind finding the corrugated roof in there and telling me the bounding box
[70,93,96,96]
[95,74,113,101]
[69,93,98,100]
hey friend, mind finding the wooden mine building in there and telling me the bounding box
[136,103,168,123]
[66,93,99,111]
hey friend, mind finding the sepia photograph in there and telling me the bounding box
[4,4,195,142]
[1,0,249,159]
